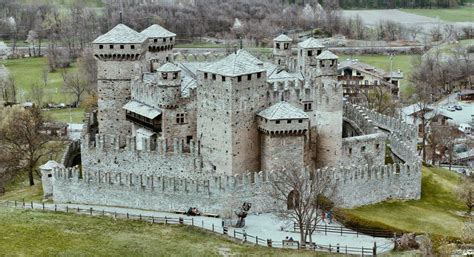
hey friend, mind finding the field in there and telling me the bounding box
[337,166,466,238]
[401,7,474,22]
[44,108,85,124]
[339,54,418,100]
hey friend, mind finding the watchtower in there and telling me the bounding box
[198,50,267,175]
[141,24,176,72]
[297,37,324,77]
[272,34,293,69]
[312,50,343,168]
[92,24,148,138]
[257,101,309,172]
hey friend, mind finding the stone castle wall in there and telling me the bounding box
[341,132,387,167]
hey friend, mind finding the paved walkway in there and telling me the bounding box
[7,201,394,254]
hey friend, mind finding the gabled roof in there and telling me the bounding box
[39,160,62,170]
[258,101,309,120]
[274,34,292,42]
[93,24,147,44]
[198,49,265,76]
[157,62,181,72]
[141,24,176,38]
[123,100,161,119]
[316,50,338,60]
[297,37,324,48]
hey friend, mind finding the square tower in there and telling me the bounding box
[92,24,147,138]
[140,24,176,72]
[297,37,324,77]
[272,34,293,69]
[197,50,267,175]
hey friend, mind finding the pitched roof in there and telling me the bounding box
[258,101,309,120]
[141,24,176,38]
[274,34,292,42]
[39,160,62,170]
[298,37,324,48]
[93,24,147,44]
[316,50,338,60]
[123,100,161,119]
[157,62,181,72]
[198,49,265,76]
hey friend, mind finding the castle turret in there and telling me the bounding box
[257,101,309,172]
[312,50,343,168]
[140,24,176,72]
[272,34,293,69]
[198,50,267,175]
[93,24,147,138]
[156,62,182,109]
[297,37,324,77]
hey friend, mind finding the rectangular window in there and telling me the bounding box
[173,72,178,79]
[222,76,226,82]
[154,39,158,43]
[361,146,366,152]
[287,120,291,124]
[170,37,173,42]
[176,113,185,124]
[257,72,261,78]
[276,120,280,124]
[109,45,114,49]
[276,43,280,49]
[317,50,322,55]
[298,119,303,123]
[376,143,380,149]
[304,102,312,112]
[163,38,166,42]
[212,74,216,80]
[99,45,103,49]
[349,148,352,155]
[120,45,124,49]
[284,43,288,50]
[237,76,242,82]
[308,50,312,56]
[247,74,252,80]
[131,45,135,49]
[204,73,208,79]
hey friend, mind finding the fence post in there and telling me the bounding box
[340,226,343,236]
[14,200,17,207]
[55,204,57,212]
[42,202,45,210]
[201,220,204,227]
[256,236,258,245]
[373,242,377,257]
[336,243,340,253]
[267,239,272,248]
[30,201,33,209]
[192,218,194,226]
[179,217,183,224]
[114,212,117,219]
[102,210,105,216]
[77,207,79,212]
[223,227,228,235]
[139,214,142,221]
[233,230,236,238]
[66,206,68,213]
[243,233,247,242]
[165,216,168,225]
[325,224,327,235]
[212,224,214,232]
[345,245,348,254]
[152,216,154,223]
[89,208,92,215]
[329,244,332,252]
[127,213,129,219]
[22,199,25,207]
[362,247,364,257]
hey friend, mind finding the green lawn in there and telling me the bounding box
[44,108,85,123]
[1,57,77,104]
[339,54,418,100]
[400,7,474,22]
[336,166,465,238]
[0,207,336,257]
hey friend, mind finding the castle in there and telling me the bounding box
[43,24,422,215]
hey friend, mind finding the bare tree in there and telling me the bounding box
[437,125,462,170]
[269,167,336,246]
[61,70,87,107]
[359,84,399,116]
[457,178,474,215]
[0,106,62,186]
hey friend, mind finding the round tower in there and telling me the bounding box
[272,34,293,69]
[156,62,181,109]
[140,24,176,72]
[92,24,147,138]
[257,101,309,172]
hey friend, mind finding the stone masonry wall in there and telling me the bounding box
[341,133,387,167]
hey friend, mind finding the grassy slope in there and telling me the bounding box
[339,54,417,99]
[400,7,474,22]
[0,207,335,257]
[44,108,85,123]
[337,166,465,238]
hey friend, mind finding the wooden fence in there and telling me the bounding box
[1,200,387,256]
[294,222,398,238]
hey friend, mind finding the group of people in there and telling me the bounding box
[186,207,201,216]
[321,210,333,224]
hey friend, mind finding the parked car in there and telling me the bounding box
[454,105,462,110]
[447,106,456,112]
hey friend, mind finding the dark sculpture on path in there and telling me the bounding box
[235,202,251,228]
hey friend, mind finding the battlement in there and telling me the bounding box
[83,133,199,155]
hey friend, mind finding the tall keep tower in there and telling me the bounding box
[92,24,147,137]
[272,34,293,70]
[140,24,176,72]
[198,50,267,175]
[297,37,324,77]
[312,50,343,168]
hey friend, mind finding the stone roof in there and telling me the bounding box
[316,50,338,60]
[123,100,161,119]
[298,37,324,48]
[274,34,292,42]
[141,24,176,38]
[157,62,181,72]
[258,101,309,120]
[39,160,62,171]
[198,49,265,76]
[93,24,147,44]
